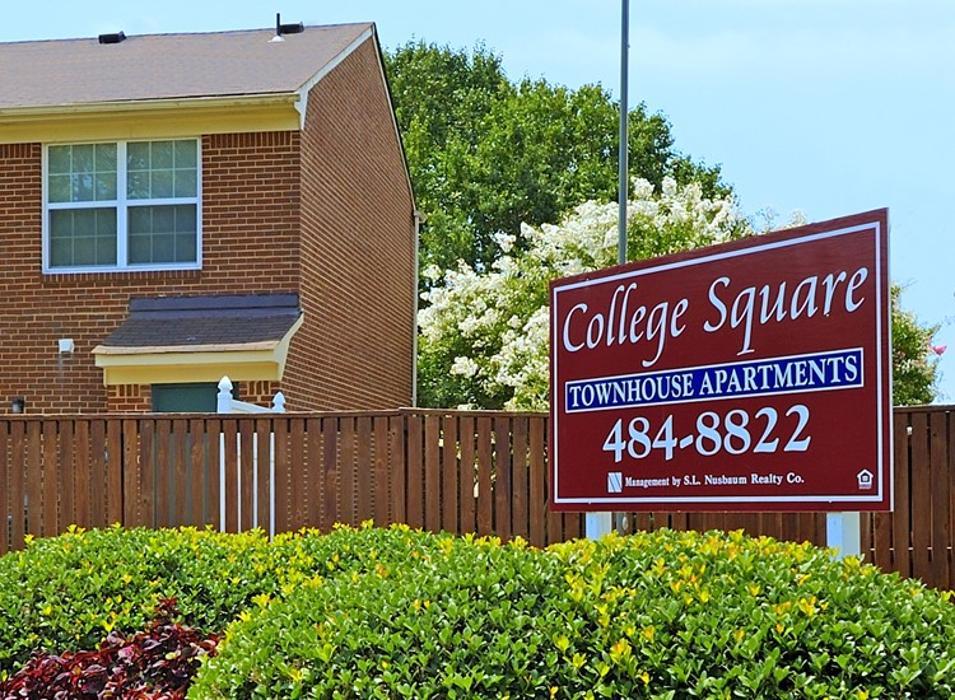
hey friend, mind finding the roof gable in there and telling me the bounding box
[0,23,372,111]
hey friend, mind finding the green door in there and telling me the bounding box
[151,383,219,412]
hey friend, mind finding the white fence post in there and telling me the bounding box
[217,376,234,413]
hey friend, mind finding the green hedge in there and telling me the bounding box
[192,529,955,699]
[0,524,444,673]
[2,526,953,697]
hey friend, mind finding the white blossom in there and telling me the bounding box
[450,356,480,378]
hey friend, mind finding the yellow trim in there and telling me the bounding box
[102,362,282,385]
[94,315,303,386]
[1,100,300,144]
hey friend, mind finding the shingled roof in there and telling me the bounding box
[0,23,372,111]
[98,293,302,352]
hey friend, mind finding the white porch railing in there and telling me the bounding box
[216,376,285,537]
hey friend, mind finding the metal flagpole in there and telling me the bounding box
[587,0,629,541]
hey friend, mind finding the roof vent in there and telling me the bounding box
[275,13,304,36]
[98,31,126,45]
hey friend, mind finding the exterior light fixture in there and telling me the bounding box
[11,397,25,414]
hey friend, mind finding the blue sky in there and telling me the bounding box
[3,1,952,401]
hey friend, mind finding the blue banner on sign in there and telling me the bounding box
[565,348,863,413]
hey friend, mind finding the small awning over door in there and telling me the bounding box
[93,293,303,386]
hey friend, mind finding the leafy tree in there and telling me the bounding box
[385,41,726,274]
[891,286,940,405]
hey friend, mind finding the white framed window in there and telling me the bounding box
[43,139,202,273]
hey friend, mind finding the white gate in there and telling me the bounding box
[216,376,285,537]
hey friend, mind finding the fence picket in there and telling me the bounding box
[238,419,254,532]
[89,420,106,530]
[123,419,142,528]
[893,411,912,578]
[910,412,931,582]
[442,415,458,534]
[58,421,74,532]
[255,418,272,532]
[42,421,58,537]
[389,416,406,526]
[356,417,373,523]
[459,416,476,536]
[0,422,8,555]
[493,417,512,541]
[339,418,355,528]
[322,417,339,530]
[273,416,290,534]
[476,417,493,536]
[307,417,323,529]
[205,418,221,530]
[511,417,528,540]
[374,416,390,526]
[74,421,90,530]
[290,417,306,530]
[138,420,155,528]
[406,415,423,529]
[424,415,440,532]
[222,419,238,533]
[929,411,950,588]
[528,417,546,547]
[189,419,205,526]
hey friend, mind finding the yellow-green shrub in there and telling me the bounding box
[0,524,443,674]
[191,529,955,699]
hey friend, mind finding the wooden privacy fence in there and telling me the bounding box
[0,406,952,590]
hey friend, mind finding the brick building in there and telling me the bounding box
[0,22,417,413]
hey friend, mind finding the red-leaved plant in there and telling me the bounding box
[0,598,219,699]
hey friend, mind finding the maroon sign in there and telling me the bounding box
[550,210,891,512]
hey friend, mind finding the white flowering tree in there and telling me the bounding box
[418,179,942,409]
[417,178,750,409]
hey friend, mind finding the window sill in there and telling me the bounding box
[41,266,203,284]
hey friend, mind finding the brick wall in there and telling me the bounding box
[105,384,152,412]
[284,37,416,410]
[0,134,300,414]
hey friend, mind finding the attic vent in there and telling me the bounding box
[275,13,304,36]
[98,31,126,44]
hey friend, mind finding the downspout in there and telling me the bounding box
[411,209,426,406]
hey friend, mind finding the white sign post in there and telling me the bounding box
[826,512,862,559]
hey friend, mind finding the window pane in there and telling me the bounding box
[95,144,116,172]
[95,173,117,200]
[127,142,149,171]
[127,171,150,200]
[72,145,94,173]
[48,143,116,204]
[173,169,197,198]
[72,174,94,202]
[49,208,117,268]
[176,233,197,261]
[127,204,197,264]
[151,170,174,198]
[174,140,197,169]
[127,140,197,200]
[48,146,71,174]
[48,174,71,203]
[151,141,174,169]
